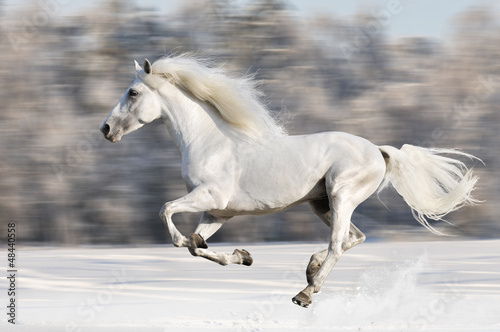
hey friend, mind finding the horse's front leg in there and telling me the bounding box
[187,212,253,266]
[159,186,227,247]
[159,203,188,247]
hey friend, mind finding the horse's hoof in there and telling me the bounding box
[292,291,312,308]
[234,249,253,266]
[189,233,208,249]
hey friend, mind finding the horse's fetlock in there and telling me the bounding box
[173,234,188,247]
[306,261,320,280]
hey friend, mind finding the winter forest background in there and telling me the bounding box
[1,0,499,244]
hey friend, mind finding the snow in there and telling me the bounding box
[2,240,500,331]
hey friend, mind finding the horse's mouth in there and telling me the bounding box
[106,134,121,143]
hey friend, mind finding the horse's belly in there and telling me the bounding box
[211,175,328,217]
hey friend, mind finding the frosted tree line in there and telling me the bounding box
[0,0,497,244]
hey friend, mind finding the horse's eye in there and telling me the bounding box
[129,89,138,97]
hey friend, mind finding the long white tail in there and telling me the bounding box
[378,144,480,235]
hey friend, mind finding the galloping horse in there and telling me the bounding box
[100,54,479,307]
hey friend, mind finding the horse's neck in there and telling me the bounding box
[159,86,227,154]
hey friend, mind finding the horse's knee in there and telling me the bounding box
[158,202,171,221]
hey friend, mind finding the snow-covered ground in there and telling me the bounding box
[1,240,500,331]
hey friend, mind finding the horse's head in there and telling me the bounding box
[100,59,163,142]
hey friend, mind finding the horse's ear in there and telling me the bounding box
[134,60,142,72]
[144,58,152,75]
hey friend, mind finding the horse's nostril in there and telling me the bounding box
[101,123,110,136]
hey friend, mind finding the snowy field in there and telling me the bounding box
[1,240,500,331]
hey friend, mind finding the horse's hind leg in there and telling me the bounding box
[293,195,354,308]
[293,164,384,308]
[307,200,366,283]
[305,224,366,284]
[188,212,253,266]
[347,222,366,249]
[306,249,327,284]
[310,199,367,247]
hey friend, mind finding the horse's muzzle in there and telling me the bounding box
[100,123,118,142]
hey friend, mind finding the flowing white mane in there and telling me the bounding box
[147,54,286,138]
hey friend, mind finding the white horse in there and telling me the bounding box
[100,54,479,308]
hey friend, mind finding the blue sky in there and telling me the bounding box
[4,0,496,39]
[287,0,496,38]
